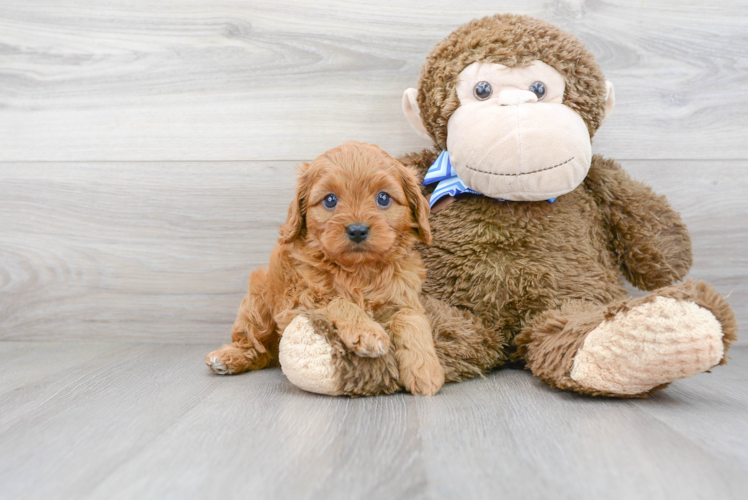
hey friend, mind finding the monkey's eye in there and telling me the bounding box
[323,193,337,209]
[376,192,392,208]
[473,81,493,100]
[529,81,546,100]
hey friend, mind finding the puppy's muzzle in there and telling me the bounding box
[346,223,369,243]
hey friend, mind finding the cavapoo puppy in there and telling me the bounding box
[205,141,445,396]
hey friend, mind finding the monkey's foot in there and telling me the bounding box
[570,295,724,395]
[279,312,400,397]
[518,280,737,397]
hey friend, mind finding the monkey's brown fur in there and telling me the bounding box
[308,14,737,397]
[205,141,446,396]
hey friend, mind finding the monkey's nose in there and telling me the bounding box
[346,223,369,243]
[496,89,538,106]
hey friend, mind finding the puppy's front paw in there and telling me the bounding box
[339,322,390,358]
[399,354,446,396]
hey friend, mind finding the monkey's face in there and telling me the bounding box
[446,61,592,201]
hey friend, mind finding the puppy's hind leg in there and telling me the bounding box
[206,269,278,375]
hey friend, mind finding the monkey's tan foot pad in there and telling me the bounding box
[279,315,344,396]
[570,296,724,395]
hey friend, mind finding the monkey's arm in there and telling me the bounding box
[585,155,692,291]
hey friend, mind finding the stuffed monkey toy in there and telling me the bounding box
[276,14,737,397]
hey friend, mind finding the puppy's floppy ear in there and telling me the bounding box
[279,162,312,244]
[395,160,432,244]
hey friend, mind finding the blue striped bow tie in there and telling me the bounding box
[423,150,556,208]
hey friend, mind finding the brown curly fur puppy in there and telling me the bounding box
[205,141,445,396]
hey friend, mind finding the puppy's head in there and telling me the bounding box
[279,141,431,266]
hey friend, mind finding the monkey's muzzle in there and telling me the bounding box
[446,101,592,201]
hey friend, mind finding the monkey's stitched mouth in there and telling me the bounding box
[463,157,575,177]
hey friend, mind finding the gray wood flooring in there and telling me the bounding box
[0,342,746,500]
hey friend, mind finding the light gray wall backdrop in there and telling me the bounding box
[0,0,745,343]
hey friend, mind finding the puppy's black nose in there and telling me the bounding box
[346,223,369,243]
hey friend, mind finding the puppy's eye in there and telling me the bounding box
[529,81,546,100]
[323,193,337,209]
[474,81,493,100]
[376,192,392,208]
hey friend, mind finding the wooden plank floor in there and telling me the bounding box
[0,342,746,500]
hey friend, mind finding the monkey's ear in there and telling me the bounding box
[279,162,311,244]
[402,88,432,142]
[395,160,432,244]
[603,81,615,121]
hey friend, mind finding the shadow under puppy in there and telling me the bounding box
[206,141,445,396]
